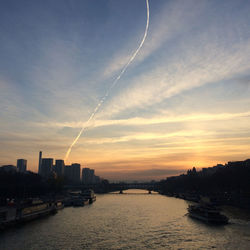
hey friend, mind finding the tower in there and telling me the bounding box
[38,151,42,174]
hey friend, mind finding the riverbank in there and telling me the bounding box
[160,191,250,210]
[0,189,96,230]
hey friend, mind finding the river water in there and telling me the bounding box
[1,189,250,249]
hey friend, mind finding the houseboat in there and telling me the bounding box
[0,199,57,229]
[82,189,96,203]
[188,202,229,224]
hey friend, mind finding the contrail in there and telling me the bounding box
[64,0,150,162]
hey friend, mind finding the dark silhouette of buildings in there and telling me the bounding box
[17,159,27,173]
[40,158,53,178]
[35,151,103,185]
[82,168,93,184]
[37,151,81,184]
[64,164,81,184]
[82,168,100,185]
[54,159,65,177]
[71,163,81,183]
[0,151,111,200]
[159,159,250,209]
[0,165,17,173]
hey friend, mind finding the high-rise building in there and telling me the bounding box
[90,169,94,183]
[40,158,53,177]
[38,151,42,174]
[93,175,101,184]
[64,164,81,184]
[71,163,81,183]
[54,159,65,177]
[82,168,95,184]
[17,159,27,173]
[64,165,71,182]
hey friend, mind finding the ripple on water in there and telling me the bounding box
[1,192,250,249]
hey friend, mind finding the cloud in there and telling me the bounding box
[94,0,250,119]
[99,37,250,118]
[97,168,185,181]
[236,75,250,87]
[102,0,207,79]
[35,111,250,129]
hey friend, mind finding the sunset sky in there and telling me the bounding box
[0,0,250,181]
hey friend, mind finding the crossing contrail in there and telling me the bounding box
[64,0,150,162]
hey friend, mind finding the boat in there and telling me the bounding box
[63,189,96,207]
[73,197,89,207]
[82,189,96,203]
[0,206,17,229]
[55,200,64,210]
[89,195,96,204]
[0,199,57,229]
[188,202,229,224]
[17,199,57,223]
[63,197,74,207]
[184,193,200,202]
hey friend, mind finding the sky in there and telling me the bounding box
[0,0,250,181]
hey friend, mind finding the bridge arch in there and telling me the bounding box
[108,182,159,193]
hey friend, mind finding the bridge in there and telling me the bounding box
[64,181,160,194]
[108,182,159,193]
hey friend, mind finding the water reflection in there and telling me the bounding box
[1,191,250,249]
[111,189,158,194]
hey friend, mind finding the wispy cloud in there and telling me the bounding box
[35,111,250,129]
[102,0,207,79]
[99,38,250,118]
[94,0,250,119]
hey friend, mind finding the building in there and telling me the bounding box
[71,163,81,183]
[93,175,101,184]
[17,159,27,173]
[0,165,17,173]
[40,158,53,177]
[38,151,42,174]
[54,159,65,177]
[64,165,71,181]
[64,164,81,184]
[82,168,95,184]
[82,168,101,184]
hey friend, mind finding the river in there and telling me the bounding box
[1,189,250,249]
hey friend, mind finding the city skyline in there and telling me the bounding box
[2,150,103,184]
[1,0,250,181]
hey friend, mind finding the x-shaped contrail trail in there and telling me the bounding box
[65,0,150,162]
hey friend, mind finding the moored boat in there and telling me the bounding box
[17,199,57,223]
[63,197,74,207]
[0,206,17,229]
[89,196,96,203]
[73,197,89,207]
[0,199,58,229]
[82,189,96,203]
[55,200,64,210]
[63,189,96,207]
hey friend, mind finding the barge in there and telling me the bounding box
[0,199,59,229]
